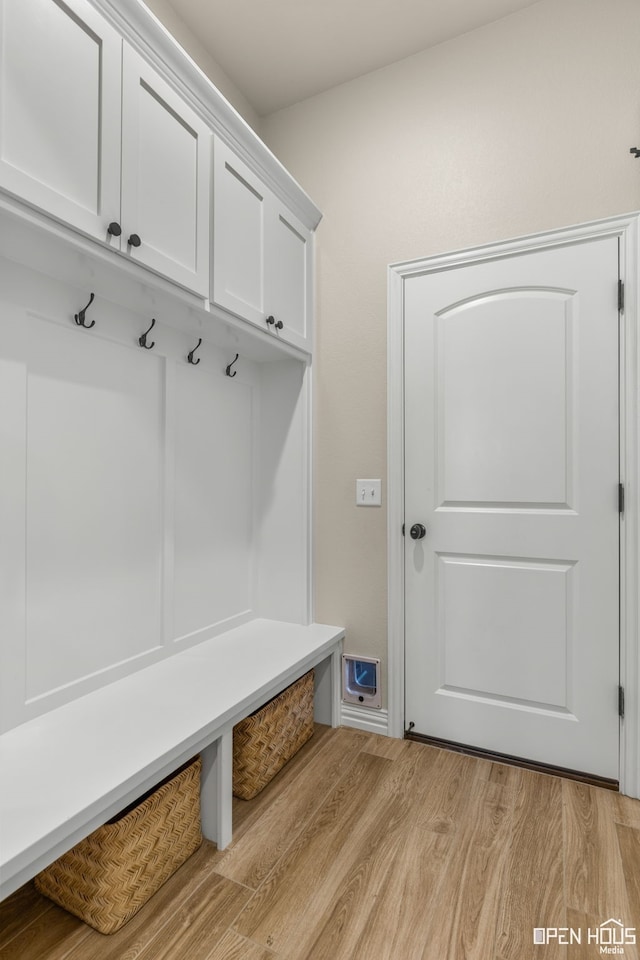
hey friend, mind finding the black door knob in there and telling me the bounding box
[410,523,427,540]
[127,233,142,248]
[107,221,122,237]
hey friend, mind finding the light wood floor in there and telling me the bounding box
[3,725,640,960]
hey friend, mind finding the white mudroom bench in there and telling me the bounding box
[0,619,344,902]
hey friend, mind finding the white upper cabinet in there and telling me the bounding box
[120,45,210,298]
[212,137,312,353]
[0,0,317,348]
[0,0,122,238]
[0,0,210,298]
[266,201,312,352]
[212,137,267,325]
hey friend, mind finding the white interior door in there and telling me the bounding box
[404,236,620,779]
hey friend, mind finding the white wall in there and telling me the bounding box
[143,0,261,132]
[261,0,640,708]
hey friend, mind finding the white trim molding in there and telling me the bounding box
[387,212,640,797]
[340,704,389,736]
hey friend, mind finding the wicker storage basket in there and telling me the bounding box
[233,670,315,800]
[34,756,202,934]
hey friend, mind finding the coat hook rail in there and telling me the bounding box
[74,292,95,328]
[139,318,156,350]
[225,353,239,377]
[187,338,202,365]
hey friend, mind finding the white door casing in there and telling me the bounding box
[387,214,640,795]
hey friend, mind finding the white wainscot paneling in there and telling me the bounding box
[257,359,310,624]
[1,309,164,712]
[172,363,254,641]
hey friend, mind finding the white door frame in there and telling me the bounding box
[387,212,640,796]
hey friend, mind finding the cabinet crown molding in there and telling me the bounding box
[96,0,322,231]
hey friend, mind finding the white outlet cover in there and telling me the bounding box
[356,479,382,506]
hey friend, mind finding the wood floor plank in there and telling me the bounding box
[480,759,525,793]
[216,726,374,888]
[416,746,484,835]
[418,779,514,960]
[63,841,224,960]
[495,770,564,960]
[204,931,277,960]
[301,743,445,959]
[330,824,452,960]
[0,900,91,960]
[616,823,640,934]
[0,882,53,950]
[132,872,251,960]
[612,791,640,828]
[563,780,632,920]
[231,726,368,838]
[231,750,394,955]
[360,733,414,759]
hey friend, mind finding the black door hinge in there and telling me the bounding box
[619,482,625,515]
[619,279,625,312]
[402,523,405,536]
[619,685,625,719]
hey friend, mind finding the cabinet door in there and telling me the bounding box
[0,0,122,240]
[121,45,211,298]
[211,136,268,329]
[265,201,312,353]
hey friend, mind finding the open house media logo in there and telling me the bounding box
[534,919,636,954]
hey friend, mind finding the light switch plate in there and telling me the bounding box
[356,479,382,506]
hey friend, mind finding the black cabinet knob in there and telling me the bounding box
[266,315,275,326]
[275,319,284,330]
[410,523,427,540]
[107,221,122,237]
[127,233,142,248]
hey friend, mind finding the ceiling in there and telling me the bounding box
[166,0,543,116]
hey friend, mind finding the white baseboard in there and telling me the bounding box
[340,703,389,736]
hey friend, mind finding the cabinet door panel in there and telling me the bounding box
[121,45,210,297]
[267,203,311,352]
[0,0,121,239]
[212,137,267,327]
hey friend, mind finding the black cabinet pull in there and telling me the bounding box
[107,221,122,237]
[127,233,142,248]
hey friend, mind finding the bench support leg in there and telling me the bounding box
[200,731,233,850]
[314,646,342,727]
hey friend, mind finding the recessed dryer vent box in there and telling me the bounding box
[342,655,381,709]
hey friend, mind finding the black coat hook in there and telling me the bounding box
[187,338,202,365]
[139,318,156,350]
[74,292,95,328]
[225,353,239,377]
